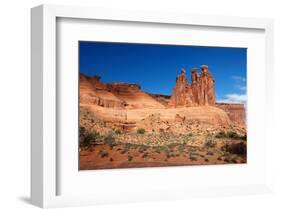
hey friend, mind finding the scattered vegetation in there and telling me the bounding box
[142,152,149,158]
[79,127,100,149]
[114,129,122,134]
[98,149,108,158]
[204,137,216,148]
[137,128,146,134]
[215,131,227,138]
[104,132,116,148]
[189,155,197,161]
[215,130,247,141]
[128,154,133,161]
[206,151,214,156]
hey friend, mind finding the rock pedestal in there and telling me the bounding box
[168,65,215,107]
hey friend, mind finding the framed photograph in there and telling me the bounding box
[31,4,274,208]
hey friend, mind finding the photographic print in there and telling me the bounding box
[79,41,247,170]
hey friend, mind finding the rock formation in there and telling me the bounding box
[80,73,165,109]
[168,65,215,107]
[216,103,246,126]
[80,65,246,127]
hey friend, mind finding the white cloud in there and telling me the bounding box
[235,85,246,91]
[217,93,247,104]
[232,76,246,82]
[231,75,246,92]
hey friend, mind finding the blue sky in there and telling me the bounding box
[79,41,247,103]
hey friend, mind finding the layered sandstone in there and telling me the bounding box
[216,103,246,126]
[168,65,215,107]
[80,73,165,109]
[80,74,126,108]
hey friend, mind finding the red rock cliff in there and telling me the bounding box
[216,103,246,126]
[79,73,165,109]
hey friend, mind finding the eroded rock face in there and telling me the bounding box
[80,74,126,108]
[168,66,215,107]
[80,73,165,109]
[216,103,246,126]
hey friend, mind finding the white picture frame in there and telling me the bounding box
[31,4,274,208]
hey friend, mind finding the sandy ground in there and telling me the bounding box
[79,141,246,170]
[81,104,232,125]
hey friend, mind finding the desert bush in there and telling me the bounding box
[227,131,240,139]
[138,146,147,153]
[204,158,209,162]
[204,137,216,148]
[128,154,133,161]
[99,149,108,158]
[161,146,171,157]
[177,144,185,153]
[189,155,197,161]
[240,134,247,141]
[142,152,149,158]
[114,129,122,134]
[137,128,145,134]
[79,127,100,148]
[104,132,116,147]
[109,158,114,162]
[215,131,227,138]
[120,149,127,154]
[206,151,214,156]
[154,146,162,154]
[216,130,246,141]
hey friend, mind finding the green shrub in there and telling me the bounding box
[204,137,216,148]
[215,131,227,138]
[142,152,149,158]
[240,134,247,141]
[216,130,247,141]
[206,151,214,156]
[137,128,145,134]
[104,132,115,147]
[99,150,108,158]
[189,156,197,161]
[227,131,239,139]
[154,146,162,154]
[187,133,193,137]
[128,155,133,161]
[177,144,185,154]
[114,129,122,134]
[79,127,100,148]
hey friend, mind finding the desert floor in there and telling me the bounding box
[79,137,246,170]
